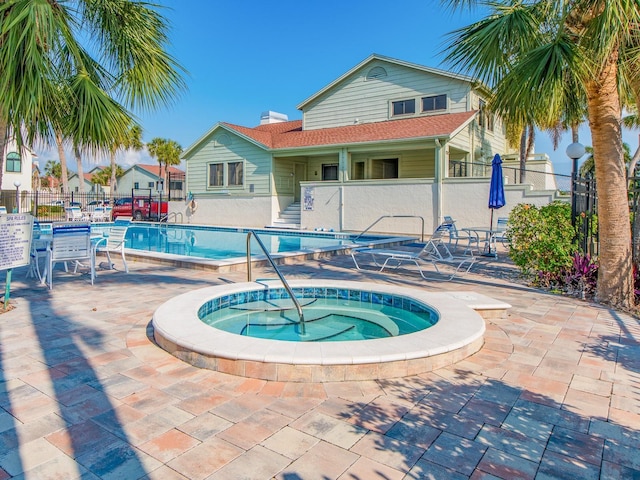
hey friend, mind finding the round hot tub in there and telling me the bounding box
[152,280,492,382]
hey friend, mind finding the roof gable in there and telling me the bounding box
[296,53,477,111]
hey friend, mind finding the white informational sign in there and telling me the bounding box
[0,214,34,270]
[303,187,314,211]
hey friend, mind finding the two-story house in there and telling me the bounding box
[182,54,560,234]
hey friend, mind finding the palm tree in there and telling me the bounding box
[147,138,183,193]
[109,124,143,195]
[93,165,124,188]
[441,0,640,309]
[0,0,186,190]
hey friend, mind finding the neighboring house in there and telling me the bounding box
[183,54,562,234]
[0,139,36,211]
[117,164,184,197]
[68,166,107,194]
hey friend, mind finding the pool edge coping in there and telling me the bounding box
[152,280,511,382]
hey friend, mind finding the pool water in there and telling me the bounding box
[198,287,439,342]
[109,224,374,261]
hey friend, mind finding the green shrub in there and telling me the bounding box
[507,202,577,286]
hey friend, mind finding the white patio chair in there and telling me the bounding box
[351,224,475,281]
[491,216,510,249]
[442,216,481,255]
[46,222,95,289]
[65,206,84,221]
[95,223,130,273]
[90,206,111,222]
[0,206,7,214]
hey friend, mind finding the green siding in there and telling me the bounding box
[304,60,472,130]
[185,131,272,196]
[350,150,435,179]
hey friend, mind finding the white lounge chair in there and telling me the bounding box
[46,222,95,289]
[95,223,129,273]
[351,225,475,281]
[0,206,7,214]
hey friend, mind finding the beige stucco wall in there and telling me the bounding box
[299,180,562,237]
[170,196,273,228]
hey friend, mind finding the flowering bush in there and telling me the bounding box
[508,202,577,287]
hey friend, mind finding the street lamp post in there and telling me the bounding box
[13,180,21,213]
[566,142,586,230]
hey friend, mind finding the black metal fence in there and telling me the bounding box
[0,190,169,222]
[572,176,599,257]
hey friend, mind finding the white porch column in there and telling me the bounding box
[434,138,448,224]
[338,148,349,182]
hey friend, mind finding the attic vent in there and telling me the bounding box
[366,66,387,80]
[215,133,232,147]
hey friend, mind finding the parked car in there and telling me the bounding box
[112,196,168,221]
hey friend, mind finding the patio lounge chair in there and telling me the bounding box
[46,222,95,289]
[351,225,476,281]
[0,206,7,214]
[95,223,129,273]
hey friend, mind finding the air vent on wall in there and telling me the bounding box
[366,66,387,80]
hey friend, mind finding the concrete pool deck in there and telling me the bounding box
[0,251,638,479]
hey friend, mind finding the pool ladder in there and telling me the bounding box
[246,231,306,334]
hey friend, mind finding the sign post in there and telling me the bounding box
[0,214,34,310]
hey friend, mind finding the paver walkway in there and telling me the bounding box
[0,252,638,479]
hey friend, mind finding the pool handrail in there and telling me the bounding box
[352,215,425,242]
[246,230,306,334]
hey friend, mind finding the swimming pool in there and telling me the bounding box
[94,223,410,266]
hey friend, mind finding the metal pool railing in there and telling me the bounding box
[245,230,306,334]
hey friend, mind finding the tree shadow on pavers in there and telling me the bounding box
[0,334,25,477]
[20,290,154,478]
[583,309,640,371]
[330,372,639,478]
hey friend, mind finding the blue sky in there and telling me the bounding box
[36,0,637,176]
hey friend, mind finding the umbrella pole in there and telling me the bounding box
[490,208,494,231]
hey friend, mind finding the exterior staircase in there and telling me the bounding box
[269,202,301,229]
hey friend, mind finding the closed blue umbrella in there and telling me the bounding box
[488,153,506,230]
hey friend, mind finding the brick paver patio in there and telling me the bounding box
[0,251,638,479]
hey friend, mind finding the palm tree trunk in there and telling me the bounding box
[0,118,7,191]
[74,145,85,194]
[519,129,527,183]
[586,52,634,309]
[110,149,117,196]
[55,130,70,194]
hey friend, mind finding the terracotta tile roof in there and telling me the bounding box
[222,111,476,150]
[135,164,184,176]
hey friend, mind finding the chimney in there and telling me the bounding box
[260,111,289,125]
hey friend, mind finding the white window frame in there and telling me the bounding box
[207,160,245,189]
[390,98,416,117]
[321,163,339,181]
[421,94,448,114]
